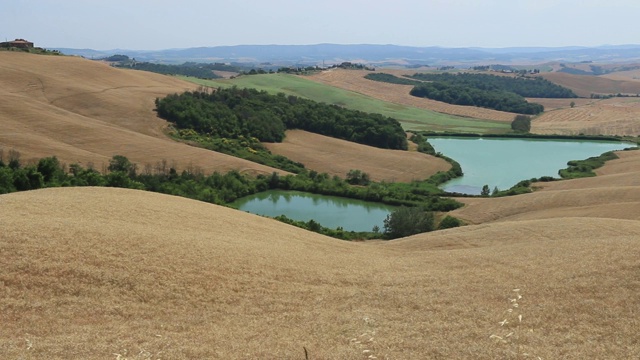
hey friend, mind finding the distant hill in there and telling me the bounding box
[53,43,640,66]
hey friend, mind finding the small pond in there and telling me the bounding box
[428,137,631,195]
[230,190,396,232]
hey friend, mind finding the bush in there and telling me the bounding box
[383,206,435,239]
[511,115,531,133]
[438,215,463,230]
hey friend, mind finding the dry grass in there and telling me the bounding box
[531,97,640,136]
[0,52,282,176]
[1,187,639,359]
[2,52,640,359]
[264,130,451,182]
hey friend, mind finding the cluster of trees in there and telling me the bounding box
[367,72,578,115]
[127,62,222,79]
[590,93,640,99]
[109,56,242,79]
[277,66,321,74]
[409,73,576,98]
[365,73,421,86]
[332,62,375,71]
[156,87,408,150]
[410,82,545,114]
[471,65,542,74]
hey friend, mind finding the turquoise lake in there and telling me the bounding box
[428,137,631,195]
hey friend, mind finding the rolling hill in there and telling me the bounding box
[1,186,639,358]
[0,52,281,175]
[2,49,640,359]
[1,52,452,178]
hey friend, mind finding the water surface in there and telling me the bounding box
[230,190,395,232]
[428,137,630,195]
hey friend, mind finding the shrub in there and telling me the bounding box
[511,115,531,133]
[383,206,434,239]
[438,215,463,230]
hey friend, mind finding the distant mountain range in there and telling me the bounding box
[53,44,640,67]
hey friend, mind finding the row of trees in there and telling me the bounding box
[109,56,242,79]
[155,87,408,150]
[0,152,463,238]
[410,82,545,115]
[408,72,577,98]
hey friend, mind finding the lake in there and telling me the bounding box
[428,137,631,195]
[230,190,396,232]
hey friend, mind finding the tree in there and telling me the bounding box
[438,215,463,230]
[37,156,64,184]
[0,167,16,194]
[108,155,137,177]
[570,101,576,108]
[481,184,490,196]
[511,115,531,133]
[383,206,434,239]
[346,169,371,186]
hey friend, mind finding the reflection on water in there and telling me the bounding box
[230,190,395,232]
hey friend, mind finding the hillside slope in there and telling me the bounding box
[2,187,639,359]
[265,130,451,182]
[0,52,281,175]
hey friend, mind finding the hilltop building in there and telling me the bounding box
[0,38,34,49]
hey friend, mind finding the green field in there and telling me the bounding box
[179,74,510,134]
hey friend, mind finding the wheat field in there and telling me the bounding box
[2,183,639,359]
[2,51,640,359]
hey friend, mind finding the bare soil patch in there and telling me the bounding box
[264,130,450,182]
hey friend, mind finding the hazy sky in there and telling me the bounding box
[4,0,639,50]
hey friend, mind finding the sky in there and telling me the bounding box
[3,0,639,50]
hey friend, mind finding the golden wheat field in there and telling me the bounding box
[2,51,640,359]
[2,183,639,359]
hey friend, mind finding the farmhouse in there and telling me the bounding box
[0,38,34,49]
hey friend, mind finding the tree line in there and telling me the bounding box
[410,82,544,114]
[408,72,577,98]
